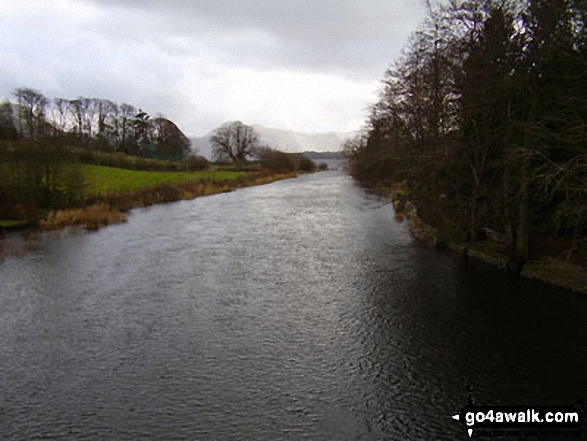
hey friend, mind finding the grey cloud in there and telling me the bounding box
[86,0,425,79]
[0,0,425,135]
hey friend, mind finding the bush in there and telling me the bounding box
[256,148,317,172]
[184,155,210,171]
[257,148,296,172]
[0,141,87,217]
[298,156,315,171]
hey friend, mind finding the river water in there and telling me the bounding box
[1,171,586,440]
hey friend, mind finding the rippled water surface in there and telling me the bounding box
[1,171,586,440]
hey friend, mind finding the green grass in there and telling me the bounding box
[0,220,28,228]
[79,164,247,197]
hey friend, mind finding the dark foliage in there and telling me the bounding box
[348,0,587,264]
[256,146,317,172]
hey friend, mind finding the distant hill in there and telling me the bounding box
[190,125,352,160]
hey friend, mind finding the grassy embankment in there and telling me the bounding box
[37,164,297,231]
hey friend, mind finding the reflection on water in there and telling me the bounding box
[1,171,586,439]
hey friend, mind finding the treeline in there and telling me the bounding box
[0,87,192,159]
[0,87,205,220]
[347,0,587,267]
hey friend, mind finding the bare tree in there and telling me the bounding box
[53,98,69,135]
[93,99,116,150]
[210,121,258,163]
[119,103,136,153]
[0,100,17,141]
[68,99,85,140]
[13,87,48,140]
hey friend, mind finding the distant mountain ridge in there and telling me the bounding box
[190,125,352,160]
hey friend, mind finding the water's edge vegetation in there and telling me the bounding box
[39,168,302,231]
[346,0,587,291]
[0,141,311,233]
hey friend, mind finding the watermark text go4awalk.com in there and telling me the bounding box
[452,402,583,438]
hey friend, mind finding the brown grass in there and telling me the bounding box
[40,203,127,231]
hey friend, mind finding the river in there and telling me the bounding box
[1,170,586,439]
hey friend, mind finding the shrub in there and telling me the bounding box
[297,155,315,171]
[257,148,296,172]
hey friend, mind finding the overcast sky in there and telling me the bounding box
[0,0,425,136]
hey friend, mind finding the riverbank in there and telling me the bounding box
[0,170,301,261]
[39,170,300,231]
[1,169,299,234]
[389,187,587,294]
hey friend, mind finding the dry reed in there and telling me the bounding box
[40,203,127,231]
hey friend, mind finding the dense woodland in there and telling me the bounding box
[346,0,587,268]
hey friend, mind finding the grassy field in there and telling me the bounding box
[80,164,247,197]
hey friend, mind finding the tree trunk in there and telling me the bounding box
[516,174,529,261]
[506,158,529,279]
